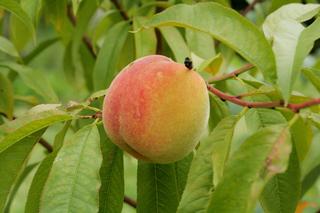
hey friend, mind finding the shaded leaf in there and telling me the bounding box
[93,21,130,90]
[39,124,102,213]
[0,62,59,103]
[0,73,14,120]
[185,29,215,59]
[207,125,291,213]
[198,53,223,75]
[208,93,230,131]
[178,115,240,213]
[98,126,124,213]
[302,67,320,93]
[0,129,45,212]
[144,2,276,82]
[0,36,19,58]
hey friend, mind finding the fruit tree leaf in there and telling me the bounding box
[159,26,190,63]
[144,2,276,82]
[263,3,320,102]
[0,36,19,58]
[0,62,59,103]
[39,124,102,213]
[302,68,320,93]
[98,126,124,213]
[178,115,240,213]
[0,109,72,153]
[25,122,71,213]
[0,73,14,120]
[0,129,45,212]
[137,155,193,213]
[133,16,157,58]
[0,0,35,38]
[207,125,291,213]
[93,21,130,90]
[185,29,215,60]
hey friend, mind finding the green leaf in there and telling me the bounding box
[39,124,102,213]
[80,44,95,92]
[263,4,320,102]
[0,36,19,58]
[133,16,157,58]
[269,0,300,12]
[302,67,320,93]
[175,154,193,198]
[137,157,192,213]
[23,37,60,64]
[198,53,223,75]
[260,146,300,213]
[301,164,320,196]
[0,109,72,152]
[25,122,70,213]
[0,0,35,38]
[159,26,190,63]
[98,126,124,213]
[185,29,215,59]
[93,21,130,90]
[0,129,45,212]
[208,93,230,131]
[0,73,14,120]
[0,62,59,103]
[71,0,97,68]
[177,115,239,213]
[144,2,276,82]
[207,125,291,213]
[4,163,38,212]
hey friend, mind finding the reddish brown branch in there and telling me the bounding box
[208,63,254,83]
[241,0,262,16]
[110,0,129,20]
[66,4,96,58]
[207,84,320,112]
[124,196,137,208]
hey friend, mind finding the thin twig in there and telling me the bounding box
[241,0,261,16]
[207,84,320,112]
[207,63,254,83]
[66,4,96,58]
[110,0,129,20]
[39,138,53,153]
[78,112,102,119]
[124,196,137,208]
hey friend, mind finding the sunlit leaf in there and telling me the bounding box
[144,2,276,82]
[25,122,71,213]
[263,4,320,102]
[159,26,190,63]
[39,124,102,213]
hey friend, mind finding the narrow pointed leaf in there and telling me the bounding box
[0,73,14,120]
[0,129,45,212]
[93,21,130,90]
[159,26,190,63]
[98,127,124,213]
[0,36,19,58]
[133,16,157,58]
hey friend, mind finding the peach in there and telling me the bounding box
[102,55,209,163]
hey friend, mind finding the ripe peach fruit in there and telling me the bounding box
[102,55,209,163]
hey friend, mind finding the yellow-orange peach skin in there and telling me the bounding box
[102,55,210,163]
